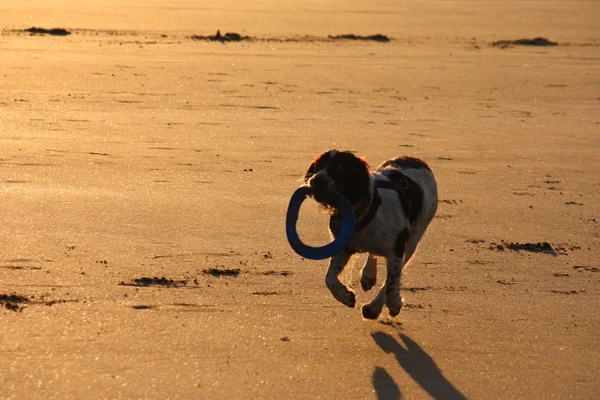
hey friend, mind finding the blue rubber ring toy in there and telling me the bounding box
[286,186,356,260]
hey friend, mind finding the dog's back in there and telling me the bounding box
[351,156,437,260]
[376,156,438,232]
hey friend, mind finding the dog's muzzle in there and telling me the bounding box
[308,174,337,205]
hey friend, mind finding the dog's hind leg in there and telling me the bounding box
[403,233,422,266]
[383,228,410,317]
[360,253,377,291]
[325,250,356,308]
[361,284,386,319]
[384,255,405,317]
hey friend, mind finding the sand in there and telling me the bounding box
[1,1,599,399]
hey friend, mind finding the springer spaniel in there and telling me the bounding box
[304,150,438,319]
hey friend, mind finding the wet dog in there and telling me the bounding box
[304,150,438,319]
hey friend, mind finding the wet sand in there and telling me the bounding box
[1,1,599,398]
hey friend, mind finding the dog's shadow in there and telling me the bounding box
[372,366,401,400]
[372,332,467,400]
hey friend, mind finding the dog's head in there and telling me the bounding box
[303,149,371,208]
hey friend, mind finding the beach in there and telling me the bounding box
[1,1,599,398]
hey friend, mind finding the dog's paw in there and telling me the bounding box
[326,279,356,308]
[387,306,401,317]
[330,286,356,308]
[361,276,376,292]
[386,300,403,317]
[386,297,403,317]
[361,304,381,320]
[344,290,356,308]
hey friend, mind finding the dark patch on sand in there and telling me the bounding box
[439,199,460,205]
[491,37,558,48]
[257,270,293,277]
[188,31,390,44]
[513,191,534,196]
[119,277,188,288]
[467,260,487,265]
[573,266,599,273]
[404,286,433,293]
[328,34,390,42]
[378,319,403,329]
[551,290,581,295]
[24,27,71,36]
[43,299,78,307]
[444,286,469,292]
[1,292,78,312]
[490,241,559,255]
[403,303,427,309]
[496,279,517,286]
[191,30,251,42]
[0,265,42,270]
[203,267,240,277]
[466,239,485,244]
[131,305,154,310]
[252,291,279,296]
[1,293,30,312]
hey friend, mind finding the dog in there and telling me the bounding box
[304,150,438,319]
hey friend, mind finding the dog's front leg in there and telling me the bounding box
[325,250,355,308]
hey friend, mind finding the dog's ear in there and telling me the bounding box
[304,161,316,183]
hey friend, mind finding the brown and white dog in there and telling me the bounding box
[304,150,438,319]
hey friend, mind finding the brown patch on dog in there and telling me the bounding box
[394,228,410,258]
[379,170,424,223]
